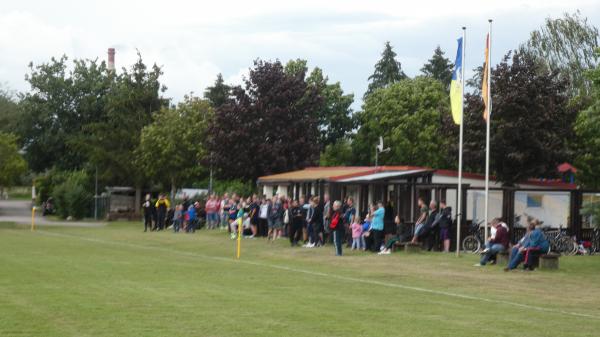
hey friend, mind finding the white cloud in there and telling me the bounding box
[0,0,598,105]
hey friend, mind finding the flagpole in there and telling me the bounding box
[456,26,466,257]
[484,19,493,241]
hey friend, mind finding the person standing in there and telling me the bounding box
[289,200,304,246]
[268,196,283,241]
[329,200,344,256]
[155,194,171,231]
[371,201,385,252]
[186,202,198,233]
[343,197,356,247]
[220,193,230,229]
[258,198,270,237]
[248,195,260,237]
[311,196,324,247]
[205,194,218,229]
[438,200,453,252]
[323,194,331,243]
[351,215,364,250]
[303,197,316,247]
[384,200,395,242]
[142,194,154,232]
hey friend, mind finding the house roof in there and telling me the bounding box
[257,167,374,183]
[258,165,578,189]
[336,169,432,183]
[257,166,429,183]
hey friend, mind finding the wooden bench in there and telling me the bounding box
[539,253,560,270]
[497,251,509,265]
[404,242,422,253]
[392,241,421,253]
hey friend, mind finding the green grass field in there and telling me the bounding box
[1,221,599,337]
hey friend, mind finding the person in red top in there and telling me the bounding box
[475,218,510,266]
[205,194,220,229]
[330,200,344,256]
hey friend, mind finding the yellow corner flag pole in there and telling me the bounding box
[236,218,243,259]
[31,206,36,231]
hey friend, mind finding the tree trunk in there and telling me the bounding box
[170,177,176,204]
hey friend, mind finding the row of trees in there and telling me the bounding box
[0,12,599,218]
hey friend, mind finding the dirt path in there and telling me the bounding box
[0,199,105,227]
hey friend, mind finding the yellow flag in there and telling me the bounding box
[482,34,490,121]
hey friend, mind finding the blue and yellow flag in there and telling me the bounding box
[450,37,463,125]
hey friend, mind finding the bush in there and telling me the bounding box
[35,169,68,204]
[51,170,92,219]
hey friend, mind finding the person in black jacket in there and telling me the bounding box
[289,200,304,246]
[141,194,154,232]
[310,196,324,247]
[438,200,453,252]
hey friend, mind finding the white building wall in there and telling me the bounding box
[277,185,288,198]
[432,174,559,189]
[263,185,274,197]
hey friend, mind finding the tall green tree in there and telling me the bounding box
[306,68,354,149]
[0,87,21,135]
[285,59,355,149]
[319,138,354,167]
[0,132,27,193]
[19,56,112,172]
[81,54,168,186]
[521,11,599,97]
[462,50,574,186]
[575,49,600,188]
[354,77,450,168]
[204,73,231,108]
[137,95,211,195]
[420,46,454,91]
[364,41,407,99]
[206,60,321,181]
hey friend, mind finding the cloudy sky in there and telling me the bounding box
[1,0,598,108]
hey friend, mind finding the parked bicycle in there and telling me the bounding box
[541,225,578,256]
[589,227,600,255]
[462,219,485,253]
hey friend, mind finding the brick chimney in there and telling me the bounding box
[107,48,115,71]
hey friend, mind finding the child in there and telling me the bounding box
[362,214,372,251]
[230,202,246,239]
[351,215,363,250]
[173,204,183,233]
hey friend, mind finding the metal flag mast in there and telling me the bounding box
[456,27,466,257]
[484,19,493,241]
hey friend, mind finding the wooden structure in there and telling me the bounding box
[258,166,599,247]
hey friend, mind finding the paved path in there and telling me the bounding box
[0,199,105,227]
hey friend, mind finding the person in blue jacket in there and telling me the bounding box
[505,220,549,271]
[186,202,198,233]
[371,202,385,252]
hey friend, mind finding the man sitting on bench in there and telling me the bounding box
[474,218,509,266]
[505,220,549,271]
[411,200,439,251]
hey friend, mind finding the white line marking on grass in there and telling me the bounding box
[33,230,600,320]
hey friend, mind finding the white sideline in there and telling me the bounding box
[33,230,599,320]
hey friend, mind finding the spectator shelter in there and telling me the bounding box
[257,166,598,243]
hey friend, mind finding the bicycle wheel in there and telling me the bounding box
[462,236,481,253]
[557,237,577,255]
